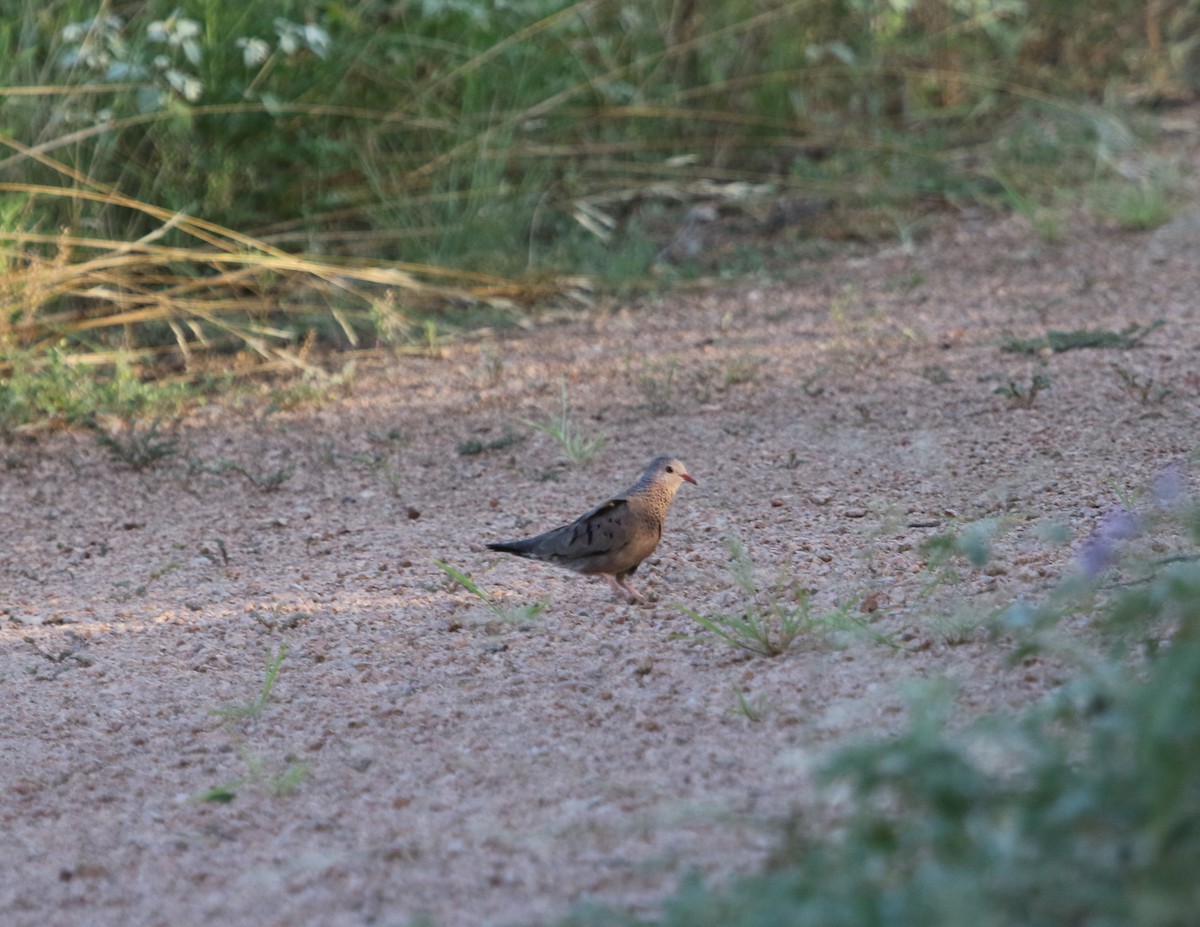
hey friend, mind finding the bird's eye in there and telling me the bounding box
[666,465,674,473]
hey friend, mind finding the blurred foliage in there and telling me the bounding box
[3,1,1195,262]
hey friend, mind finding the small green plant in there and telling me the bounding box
[629,357,679,413]
[525,377,605,466]
[258,756,311,797]
[112,559,182,602]
[148,561,182,583]
[679,542,808,657]
[994,372,1050,408]
[722,354,764,390]
[435,559,548,627]
[23,636,93,681]
[1111,364,1171,405]
[1091,178,1173,230]
[730,686,772,722]
[196,749,310,803]
[200,643,305,802]
[1001,321,1164,354]
[679,538,887,656]
[456,429,524,457]
[212,644,289,722]
[251,608,311,631]
[87,415,179,471]
[207,458,295,491]
[421,319,444,358]
[234,750,310,798]
[919,518,1009,593]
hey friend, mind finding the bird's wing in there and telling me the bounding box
[535,496,635,563]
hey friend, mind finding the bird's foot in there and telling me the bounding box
[604,574,641,603]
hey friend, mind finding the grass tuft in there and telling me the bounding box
[87,415,179,471]
[729,686,772,723]
[436,559,548,627]
[525,377,605,466]
[1111,363,1171,406]
[200,643,306,802]
[994,371,1050,408]
[211,644,288,722]
[679,538,889,657]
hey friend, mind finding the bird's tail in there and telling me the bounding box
[486,540,536,557]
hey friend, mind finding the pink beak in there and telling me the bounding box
[682,472,697,485]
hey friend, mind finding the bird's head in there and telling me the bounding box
[640,455,697,493]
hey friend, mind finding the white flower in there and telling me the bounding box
[60,16,128,72]
[273,18,331,59]
[175,18,201,41]
[303,23,331,59]
[147,12,203,64]
[182,75,203,102]
[181,37,202,65]
[235,37,271,67]
[106,61,146,81]
[164,68,203,102]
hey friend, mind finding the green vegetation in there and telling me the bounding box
[1002,320,1165,354]
[1112,363,1172,406]
[680,537,888,656]
[210,643,289,722]
[994,370,1050,408]
[456,428,524,457]
[562,490,1200,927]
[525,376,606,465]
[2,2,1194,428]
[0,349,187,430]
[729,686,772,723]
[1091,174,1176,230]
[436,558,549,627]
[201,644,309,802]
[190,455,296,491]
[88,414,178,470]
[22,636,93,681]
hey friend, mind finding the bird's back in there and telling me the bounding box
[488,497,659,577]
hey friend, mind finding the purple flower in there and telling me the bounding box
[1078,506,1141,578]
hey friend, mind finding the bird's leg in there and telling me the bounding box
[604,574,641,603]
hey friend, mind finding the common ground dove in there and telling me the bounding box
[487,456,697,602]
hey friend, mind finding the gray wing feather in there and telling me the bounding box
[489,494,662,576]
[538,497,632,563]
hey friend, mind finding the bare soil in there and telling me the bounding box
[3,127,1199,927]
